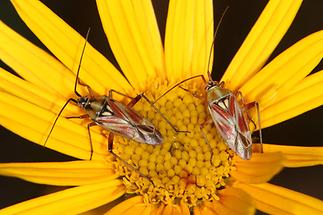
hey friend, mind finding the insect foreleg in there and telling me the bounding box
[77,80,96,98]
[44,98,78,147]
[154,74,207,104]
[179,85,204,99]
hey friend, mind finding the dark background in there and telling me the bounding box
[0,0,322,213]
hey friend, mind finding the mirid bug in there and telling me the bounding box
[44,29,176,171]
[155,8,263,160]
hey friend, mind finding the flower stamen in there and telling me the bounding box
[113,81,234,207]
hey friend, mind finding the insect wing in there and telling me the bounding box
[97,99,162,145]
[209,94,252,159]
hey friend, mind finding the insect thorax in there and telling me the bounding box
[78,96,112,120]
[207,85,232,105]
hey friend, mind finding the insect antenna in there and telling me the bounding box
[206,6,229,81]
[74,27,91,97]
[44,28,91,147]
[154,7,229,104]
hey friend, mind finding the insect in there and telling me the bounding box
[44,29,180,171]
[155,8,263,160]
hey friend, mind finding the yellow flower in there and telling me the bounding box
[0,0,323,214]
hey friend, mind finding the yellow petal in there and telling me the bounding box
[222,0,303,90]
[235,182,323,215]
[263,144,323,167]
[193,205,211,215]
[241,31,323,108]
[231,152,283,184]
[165,0,213,83]
[200,187,255,215]
[162,204,181,215]
[96,0,164,91]
[179,201,190,215]
[10,0,131,94]
[105,196,144,215]
[0,179,125,215]
[0,22,75,96]
[0,68,76,114]
[260,70,323,128]
[0,160,116,186]
[0,92,107,160]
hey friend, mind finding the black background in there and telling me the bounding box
[0,0,322,213]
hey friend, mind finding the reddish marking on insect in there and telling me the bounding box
[44,29,163,162]
[154,7,262,159]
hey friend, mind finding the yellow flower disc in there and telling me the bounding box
[112,80,235,207]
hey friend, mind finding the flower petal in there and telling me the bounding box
[199,187,255,215]
[164,204,182,215]
[0,91,107,160]
[222,0,303,90]
[241,31,323,108]
[0,22,75,96]
[235,182,323,215]
[10,0,131,94]
[231,152,283,184]
[0,68,74,114]
[0,160,116,186]
[96,0,164,91]
[165,0,213,83]
[263,144,323,167]
[105,196,150,215]
[0,179,125,215]
[0,68,64,110]
[260,70,323,128]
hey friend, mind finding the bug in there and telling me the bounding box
[155,8,263,160]
[44,29,181,170]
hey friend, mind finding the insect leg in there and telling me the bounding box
[109,89,135,100]
[200,122,214,160]
[44,98,78,146]
[87,121,97,160]
[140,93,189,133]
[154,75,207,104]
[178,86,204,99]
[108,133,153,183]
[109,89,140,108]
[110,89,189,133]
[65,114,88,119]
[243,101,263,153]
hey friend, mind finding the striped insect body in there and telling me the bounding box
[78,95,163,145]
[45,29,163,164]
[206,82,253,160]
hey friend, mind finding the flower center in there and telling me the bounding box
[113,81,234,207]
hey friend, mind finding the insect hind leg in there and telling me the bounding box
[108,89,140,108]
[139,93,189,133]
[109,89,189,133]
[86,122,97,160]
[243,100,263,154]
